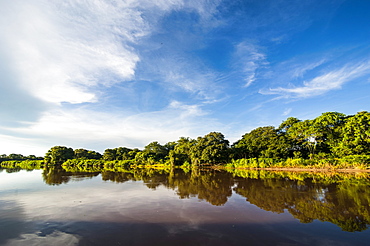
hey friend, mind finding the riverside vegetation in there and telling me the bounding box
[1,111,370,170]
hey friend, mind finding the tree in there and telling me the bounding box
[143,141,168,162]
[127,148,141,160]
[87,150,103,160]
[312,112,346,154]
[234,126,291,159]
[103,147,136,161]
[286,120,320,158]
[334,111,370,156]
[190,132,230,165]
[170,137,196,166]
[279,117,301,133]
[44,146,74,165]
[8,153,25,160]
[74,148,102,159]
[103,148,117,161]
[115,147,133,160]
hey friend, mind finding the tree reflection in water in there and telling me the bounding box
[40,167,369,232]
[42,167,100,185]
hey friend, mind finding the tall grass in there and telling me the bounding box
[225,155,370,170]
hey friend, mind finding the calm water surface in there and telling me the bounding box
[0,167,369,246]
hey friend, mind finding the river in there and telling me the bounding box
[0,167,369,245]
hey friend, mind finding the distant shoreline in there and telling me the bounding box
[220,167,370,173]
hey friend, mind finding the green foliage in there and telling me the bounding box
[0,160,44,170]
[226,155,369,169]
[334,111,370,156]
[0,153,43,163]
[103,147,138,161]
[143,141,169,161]
[6,110,370,170]
[313,112,346,152]
[44,146,74,164]
[74,149,102,159]
[190,132,230,166]
[170,137,196,166]
[233,126,291,159]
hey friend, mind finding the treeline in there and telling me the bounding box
[42,132,230,166]
[3,111,370,169]
[0,153,43,162]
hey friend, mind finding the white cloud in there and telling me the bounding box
[0,134,48,156]
[0,0,228,155]
[163,64,222,102]
[1,0,221,105]
[289,59,326,79]
[282,108,292,116]
[263,61,370,98]
[0,101,221,154]
[233,42,267,87]
[135,47,224,103]
[1,0,154,104]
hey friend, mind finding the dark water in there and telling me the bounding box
[0,167,369,246]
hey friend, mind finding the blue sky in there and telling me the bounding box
[1,0,370,156]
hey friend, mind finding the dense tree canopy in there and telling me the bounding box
[29,110,370,167]
[44,146,74,165]
[334,111,370,156]
[233,126,291,159]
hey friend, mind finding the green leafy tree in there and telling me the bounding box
[134,151,153,164]
[312,112,346,154]
[190,132,229,165]
[334,111,370,156]
[8,153,25,160]
[115,147,133,160]
[279,117,301,133]
[127,148,141,160]
[170,137,196,166]
[143,141,168,162]
[103,148,117,161]
[286,120,319,158]
[74,148,89,159]
[103,147,136,161]
[74,148,102,159]
[44,146,74,165]
[234,126,291,159]
[87,150,102,159]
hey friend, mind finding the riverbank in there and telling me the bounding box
[219,167,370,173]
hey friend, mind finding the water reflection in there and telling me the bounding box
[37,167,370,232]
[1,167,369,245]
[0,200,28,245]
[42,167,99,185]
[234,177,370,232]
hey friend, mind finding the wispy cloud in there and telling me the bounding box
[262,61,370,98]
[0,0,223,105]
[282,108,292,116]
[289,59,327,79]
[232,42,267,87]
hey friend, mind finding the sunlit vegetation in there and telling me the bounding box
[1,111,370,170]
[0,153,43,162]
[225,155,370,169]
[0,160,45,170]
